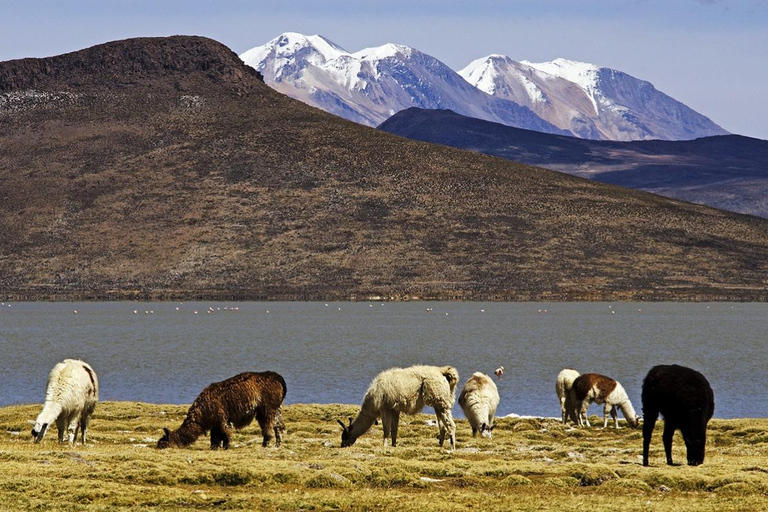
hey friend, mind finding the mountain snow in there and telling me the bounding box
[241,33,567,134]
[242,33,728,141]
[460,55,728,141]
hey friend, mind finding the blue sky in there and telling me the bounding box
[1,0,767,139]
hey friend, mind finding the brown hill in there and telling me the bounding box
[1,36,767,301]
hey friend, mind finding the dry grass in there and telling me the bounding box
[0,402,766,511]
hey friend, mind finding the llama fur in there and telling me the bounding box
[339,365,459,450]
[572,373,640,429]
[555,368,580,425]
[31,359,99,444]
[642,364,714,466]
[157,371,286,450]
[458,372,500,438]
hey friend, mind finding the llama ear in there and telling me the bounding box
[348,417,353,428]
[337,419,348,432]
[163,427,171,437]
[488,424,496,431]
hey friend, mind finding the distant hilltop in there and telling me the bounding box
[241,32,727,141]
[1,36,767,301]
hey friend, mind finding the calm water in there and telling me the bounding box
[0,302,765,418]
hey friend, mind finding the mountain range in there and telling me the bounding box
[242,32,727,142]
[379,108,768,218]
[1,36,767,301]
[240,32,566,136]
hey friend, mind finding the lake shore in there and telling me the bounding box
[1,402,766,511]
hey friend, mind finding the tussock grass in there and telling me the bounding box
[0,402,766,510]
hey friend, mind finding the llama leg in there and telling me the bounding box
[221,427,232,450]
[578,400,591,427]
[55,416,67,443]
[273,408,285,448]
[436,413,446,447]
[611,405,619,429]
[82,414,92,444]
[642,410,658,466]
[560,397,567,424]
[66,412,80,444]
[380,410,391,447]
[73,422,81,445]
[445,410,456,451]
[221,423,233,450]
[391,411,400,447]
[257,413,276,448]
[567,393,580,424]
[662,421,676,465]
[602,404,611,428]
[435,408,456,450]
[210,426,222,449]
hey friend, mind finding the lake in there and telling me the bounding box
[0,301,765,419]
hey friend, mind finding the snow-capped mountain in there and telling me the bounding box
[241,33,568,135]
[459,55,728,141]
[241,33,727,141]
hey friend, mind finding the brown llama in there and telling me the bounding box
[157,371,286,450]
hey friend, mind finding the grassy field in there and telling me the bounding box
[0,402,766,511]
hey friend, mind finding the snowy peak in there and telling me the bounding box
[464,55,727,141]
[241,33,727,141]
[240,32,350,81]
[247,32,348,64]
[522,58,600,92]
[353,43,414,62]
[459,55,547,104]
[241,33,566,134]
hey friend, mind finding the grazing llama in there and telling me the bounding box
[642,364,714,466]
[31,359,99,444]
[157,371,286,450]
[572,373,640,429]
[555,368,580,425]
[339,365,459,450]
[458,372,500,438]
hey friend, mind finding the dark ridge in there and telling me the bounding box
[0,36,262,92]
[379,108,768,218]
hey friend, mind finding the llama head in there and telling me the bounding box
[338,418,355,447]
[156,427,175,449]
[480,423,495,439]
[31,421,49,443]
[683,410,709,466]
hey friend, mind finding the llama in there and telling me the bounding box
[157,371,286,450]
[572,373,640,429]
[31,359,99,444]
[339,365,459,450]
[555,368,580,425]
[458,372,500,438]
[642,364,714,466]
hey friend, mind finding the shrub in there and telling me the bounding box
[570,465,619,486]
[498,475,532,487]
[305,472,351,489]
[213,470,252,486]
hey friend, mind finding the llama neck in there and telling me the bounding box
[618,400,638,426]
[36,401,63,425]
[348,409,377,444]
[170,416,206,447]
